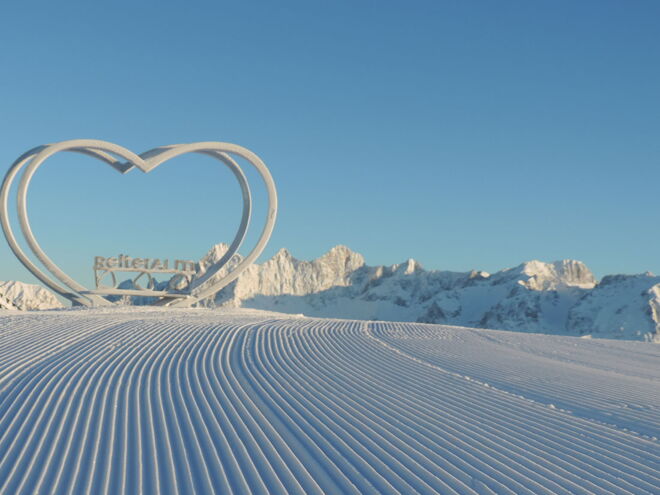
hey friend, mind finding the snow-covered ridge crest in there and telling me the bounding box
[0,280,62,310]
[511,259,597,290]
[192,244,658,342]
[3,244,658,342]
[197,243,366,300]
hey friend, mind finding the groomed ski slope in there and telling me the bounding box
[0,308,658,495]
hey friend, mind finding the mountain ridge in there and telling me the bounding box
[196,244,659,342]
[2,244,658,342]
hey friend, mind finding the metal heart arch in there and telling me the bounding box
[0,139,278,308]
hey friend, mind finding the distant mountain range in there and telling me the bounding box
[2,244,659,342]
[0,280,62,311]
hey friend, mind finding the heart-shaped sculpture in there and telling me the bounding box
[0,139,277,308]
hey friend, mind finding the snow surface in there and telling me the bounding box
[0,308,658,494]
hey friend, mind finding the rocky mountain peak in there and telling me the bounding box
[514,259,596,291]
[201,242,231,264]
[318,245,365,269]
[393,258,423,275]
[273,247,293,260]
[0,281,62,310]
[3,244,657,342]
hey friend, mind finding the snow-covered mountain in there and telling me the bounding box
[567,272,660,341]
[3,244,659,342]
[0,280,63,311]
[196,244,659,342]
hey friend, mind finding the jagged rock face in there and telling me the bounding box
[195,244,366,304]
[189,244,657,342]
[491,260,597,291]
[650,285,660,336]
[239,245,366,297]
[567,274,660,341]
[4,244,657,342]
[0,281,63,310]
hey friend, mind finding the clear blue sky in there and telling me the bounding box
[0,0,658,288]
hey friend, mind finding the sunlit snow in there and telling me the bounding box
[0,308,657,494]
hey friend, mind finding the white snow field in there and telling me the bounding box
[0,308,658,495]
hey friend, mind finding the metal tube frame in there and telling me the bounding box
[0,140,277,308]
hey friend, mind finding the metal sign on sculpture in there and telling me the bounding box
[0,140,278,308]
